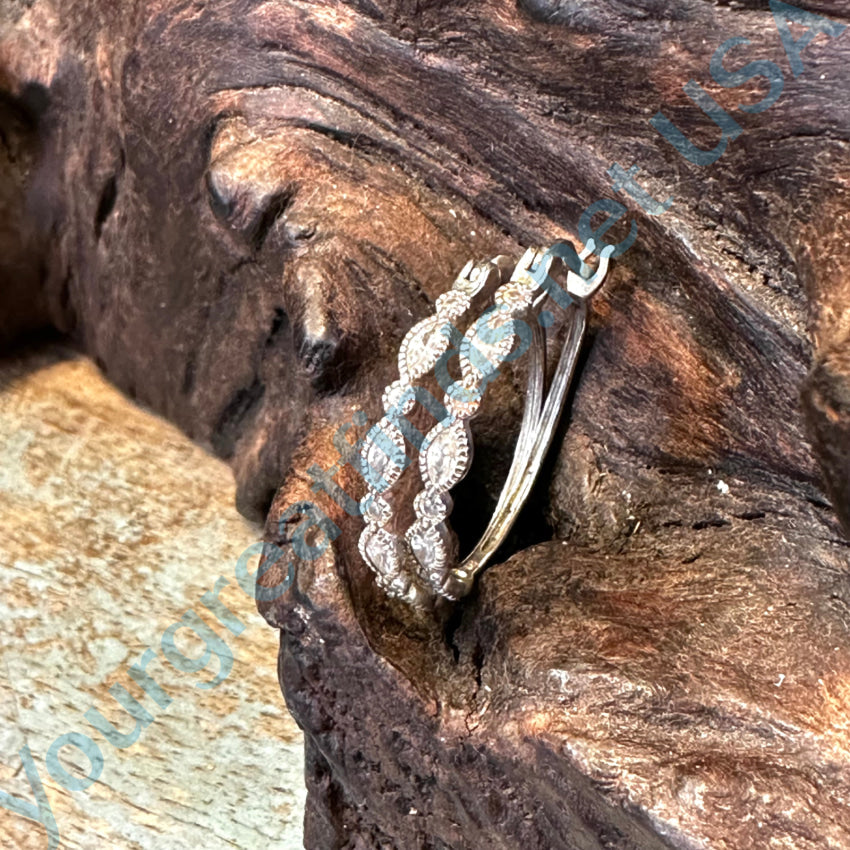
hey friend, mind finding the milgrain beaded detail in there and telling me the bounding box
[357,257,504,603]
[358,524,422,605]
[494,250,540,310]
[405,251,546,596]
[413,488,451,522]
[441,306,523,419]
[406,519,453,588]
[358,238,613,605]
[419,417,472,492]
[360,417,408,492]
[444,372,483,419]
[357,416,412,596]
[359,525,399,574]
[361,491,392,526]
[493,280,535,312]
[398,315,452,384]
[407,422,470,591]
[461,306,518,380]
[436,289,472,320]
[382,380,417,415]
[406,239,612,601]
[396,262,492,385]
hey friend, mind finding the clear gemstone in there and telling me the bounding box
[361,492,392,525]
[400,316,452,381]
[360,418,408,490]
[462,309,516,378]
[414,488,451,521]
[382,380,416,415]
[420,418,470,491]
[407,520,448,571]
[361,525,401,576]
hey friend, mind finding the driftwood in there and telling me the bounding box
[0,348,305,850]
[2,0,850,847]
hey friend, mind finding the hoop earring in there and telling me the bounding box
[358,240,613,607]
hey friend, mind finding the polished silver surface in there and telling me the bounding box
[359,239,613,605]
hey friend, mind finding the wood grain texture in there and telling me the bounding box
[2,0,850,847]
[0,346,305,849]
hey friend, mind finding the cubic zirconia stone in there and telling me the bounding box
[360,418,407,490]
[462,318,515,378]
[361,492,392,525]
[420,418,470,491]
[407,520,448,571]
[361,526,401,576]
[414,488,451,521]
[400,316,451,381]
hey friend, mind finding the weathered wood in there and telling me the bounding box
[0,346,305,849]
[2,0,850,846]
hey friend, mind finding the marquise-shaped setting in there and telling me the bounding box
[359,525,402,578]
[359,417,409,491]
[461,308,517,380]
[398,315,453,383]
[419,417,471,491]
[406,518,452,587]
[360,491,392,526]
[444,372,484,419]
[355,243,607,606]
[413,487,452,522]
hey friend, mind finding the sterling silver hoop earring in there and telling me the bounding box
[358,239,613,607]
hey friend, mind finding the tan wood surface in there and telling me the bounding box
[0,345,304,849]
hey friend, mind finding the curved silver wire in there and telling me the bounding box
[439,238,613,599]
[442,301,587,599]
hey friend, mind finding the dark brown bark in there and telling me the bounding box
[2,0,850,847]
